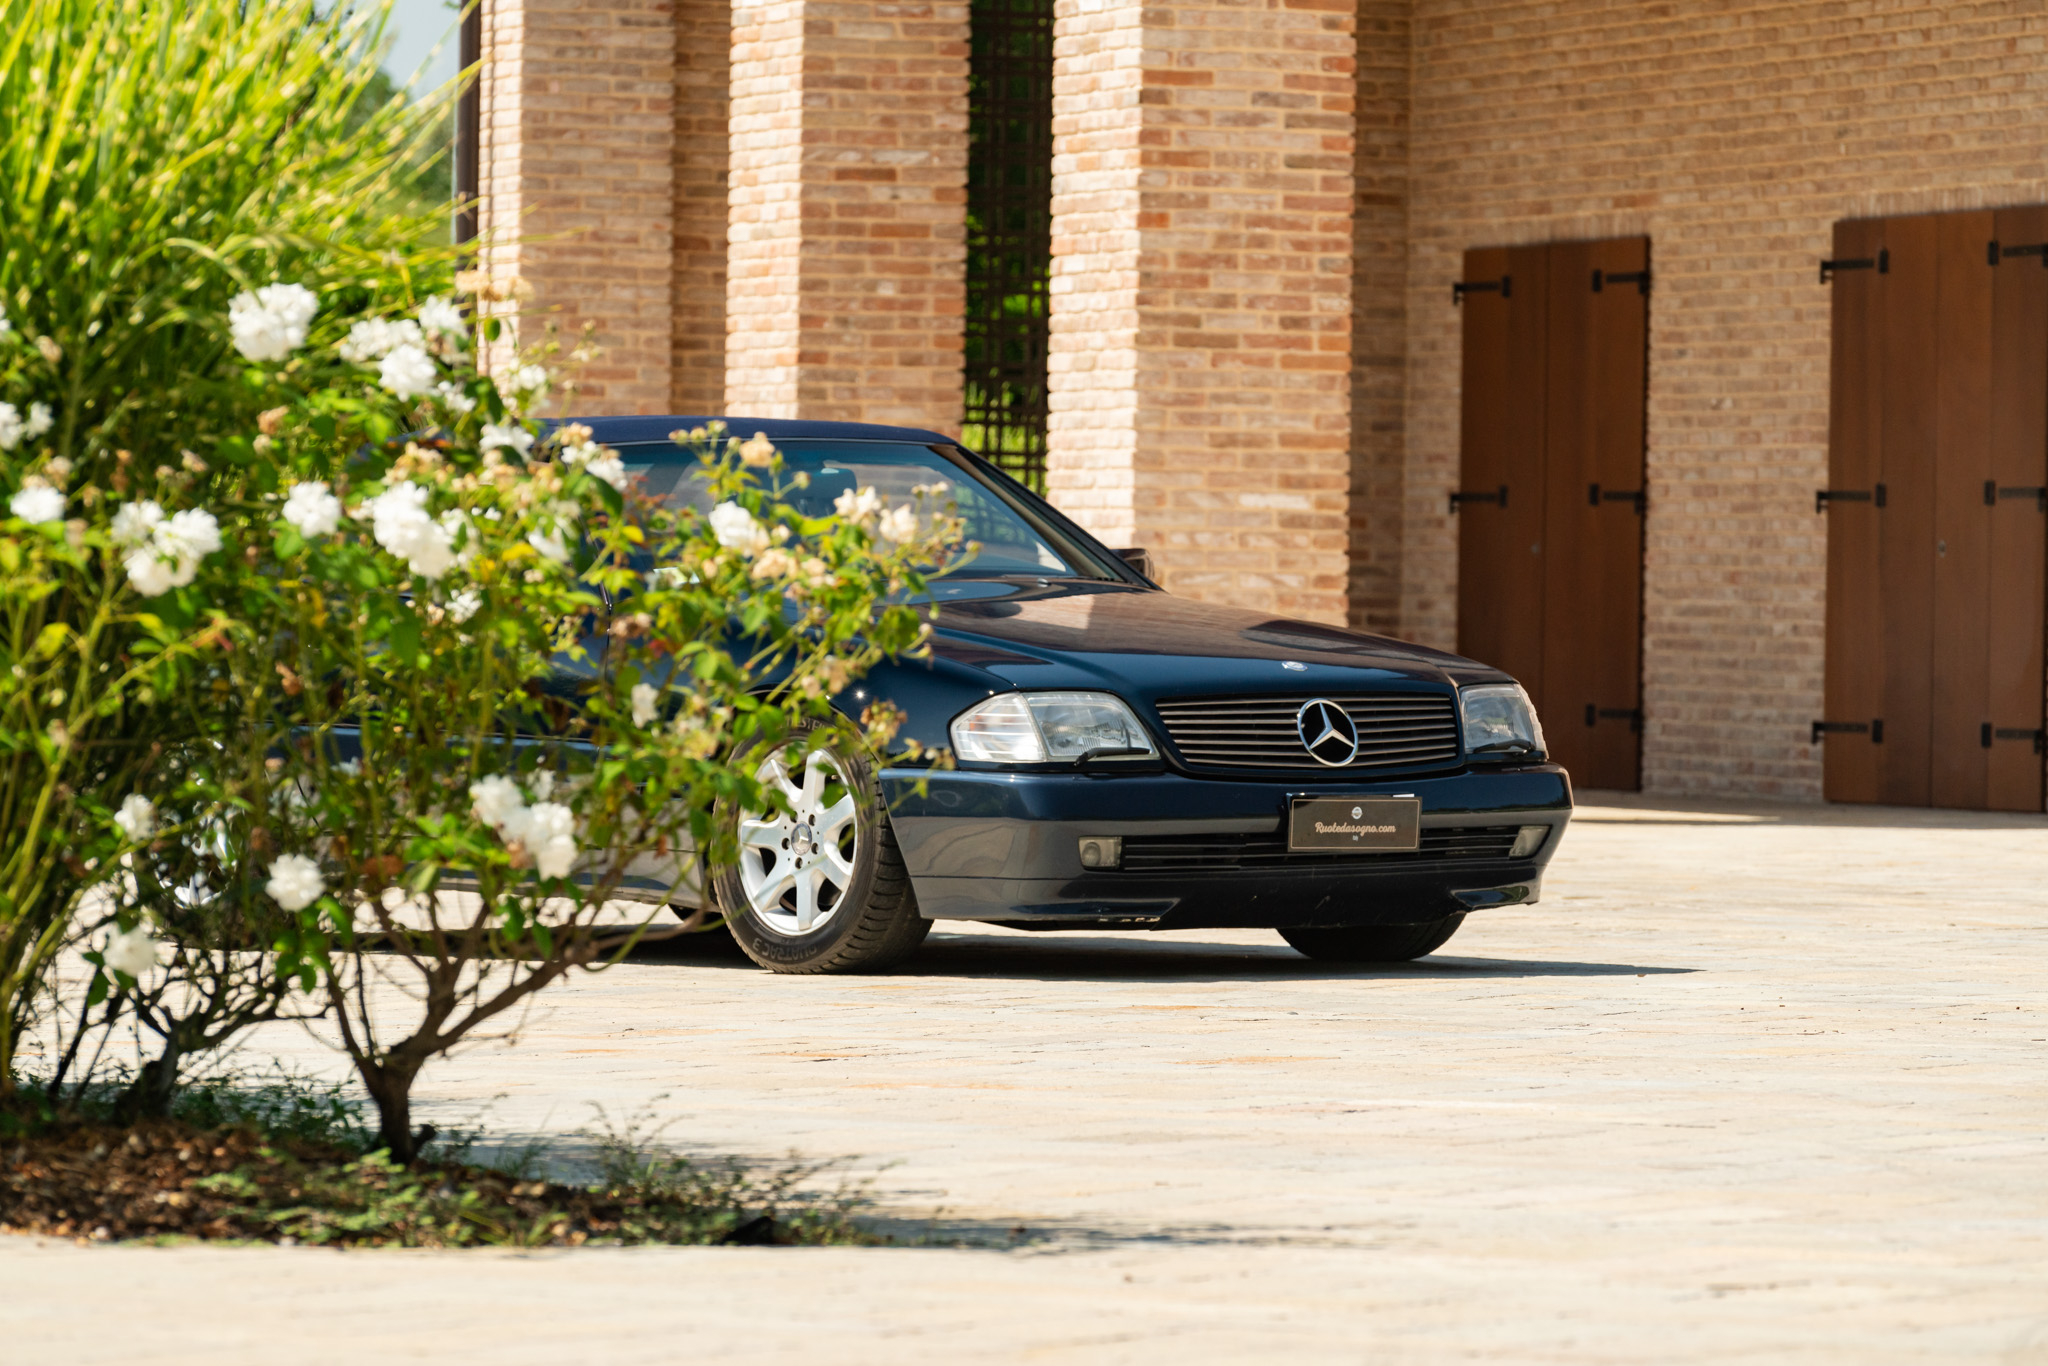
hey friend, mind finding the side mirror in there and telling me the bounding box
[1114,547,1155,581]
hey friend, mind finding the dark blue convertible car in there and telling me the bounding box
[589,416,1572,973]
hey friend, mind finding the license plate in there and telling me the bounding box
[1288,797,1421,853]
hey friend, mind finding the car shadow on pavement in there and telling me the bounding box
[626,927,1692,982]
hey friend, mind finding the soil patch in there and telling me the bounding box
[1,1118,875,1248]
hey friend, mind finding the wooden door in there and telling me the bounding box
[1821,206,2048,811]
[1455,237,1647,791]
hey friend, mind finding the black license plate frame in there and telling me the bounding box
[1287,797,1422,853]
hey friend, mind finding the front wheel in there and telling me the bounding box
[714,725,929,974]
[1280,914,1466,963]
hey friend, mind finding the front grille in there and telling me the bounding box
[1152,693,1461,774]
[1118,826,1521,875]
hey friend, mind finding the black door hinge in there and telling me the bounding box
[1820,249,1888,283]
[1588,482,1647,514]
[1585,705,1642,730]
[1452,276,1511,305]
[1995,485,2048,511]
[1812,719,1883,744]
[1989,241,2048,267]
[1592,268,1651,295]
[1991,726,2046,753]
[1816,483,1885,514]
[1449,485,1507,515]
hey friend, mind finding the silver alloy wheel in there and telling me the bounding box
[736,747,860,936]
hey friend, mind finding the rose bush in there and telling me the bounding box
[1,0,961,1154]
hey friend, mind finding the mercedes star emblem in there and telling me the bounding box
[1295,698,1360,767]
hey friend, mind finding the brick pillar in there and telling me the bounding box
[478,0,677,415]
[1347,1,1409,635]
[1047,0,1355,625]
[673,0,732,412]
[726,0,969,430]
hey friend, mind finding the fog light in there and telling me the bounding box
[1509,825,1548,859]
[1078,836,1122,870]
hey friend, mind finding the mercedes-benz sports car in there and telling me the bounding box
[589,416,1573,973]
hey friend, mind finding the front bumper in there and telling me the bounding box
[883,765,1571,930]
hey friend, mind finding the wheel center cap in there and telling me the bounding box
[790,822,815,858]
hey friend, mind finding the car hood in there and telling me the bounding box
[920,580,1505,696]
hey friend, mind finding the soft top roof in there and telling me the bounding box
[547,415,957,448]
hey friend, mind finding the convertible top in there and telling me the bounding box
[546,415,958,448]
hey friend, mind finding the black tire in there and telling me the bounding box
[1280,914,1466,963]
[714,722,931,974]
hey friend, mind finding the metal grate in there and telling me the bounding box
[1117,827,1523,874]
[963,0,1053,491]
[1152,694,1463,774]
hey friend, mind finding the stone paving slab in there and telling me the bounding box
[6,795,2048,1362]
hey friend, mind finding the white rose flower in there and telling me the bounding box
[516,801,578,880]
[877,504,920,544]
[480,421,534,457]
[338,316,423,363]
[102,923,161,980]
[110,500,165,547]
[123,549,180,597]
[447,588,483,624]
[24,402,53,440]
[228,283,319,362]
[709,501,769,554]
[832,485,883,525]
[157,508,222,562]
[434,381,477,414]
[113,793,157,843]
[582,453,629,492]
[416,296,466,338]
[0,403,22,451]
[469,775,526,831]
[368,481,457,580]
[281,481,343,537]
[630,683,659,728]
[264,853,326,911]
[120,506,219,596]
[0,303,10,337]
[378,342,438,399]
[10,485,63,524]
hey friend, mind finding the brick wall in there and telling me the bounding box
[1047,0,1357,625]
[1400,0,2048,798]
[725,0,969,429]
[672,0,731,412]
[477,0,678,415]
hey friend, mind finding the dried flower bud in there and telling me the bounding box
[35,335,61,364]
[257,406,289,436]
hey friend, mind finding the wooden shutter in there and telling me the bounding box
[1455,245,1549,698]
[1986,205,2048,812]
[1456,237,1647,791]
[1820,217,1886,803]
[1541,237,1648,790]
[1823,206,2048,811]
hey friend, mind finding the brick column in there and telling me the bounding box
[726,0,969,430]
[672,0,732,412]
[1047,0,1355,625]
[478,0,677,415]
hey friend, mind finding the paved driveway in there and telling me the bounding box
[6,795,2047,1363]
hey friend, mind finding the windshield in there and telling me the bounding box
[614,439,1121,580]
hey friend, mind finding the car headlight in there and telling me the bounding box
[1459,683,1545,760]
[950,691,1158,765]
